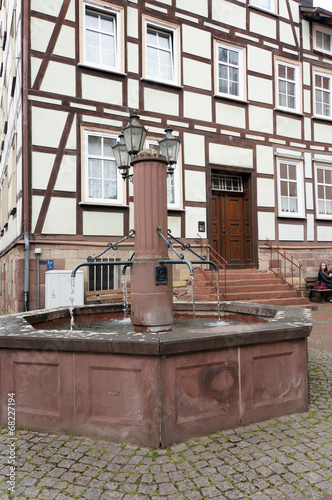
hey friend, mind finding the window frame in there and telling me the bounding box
[81,1,124,73]
[313,68,332,119]
[277,158,305,218]
[82,128,124,206]
[314,24,332,56]
[146,139,181,210]
[142,16,180,87]
[250,0,276,14]
[214,41,246,101]
[275,59,302,114]
[314,163,332,220]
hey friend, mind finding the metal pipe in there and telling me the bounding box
[24,233,29,312]
[71,261,134,278]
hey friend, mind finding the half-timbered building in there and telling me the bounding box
[1,0,332,312]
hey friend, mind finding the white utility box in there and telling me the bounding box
[45,270,84,309]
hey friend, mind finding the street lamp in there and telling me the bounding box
[158,125,181,175]
[112,113,181,178]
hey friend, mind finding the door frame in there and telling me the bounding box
[207,166,258,269]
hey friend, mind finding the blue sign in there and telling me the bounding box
[47,259,54,270]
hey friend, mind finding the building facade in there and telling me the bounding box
[1,0,332,312]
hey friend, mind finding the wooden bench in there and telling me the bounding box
[85,288,131,304]
[305,277,332,303]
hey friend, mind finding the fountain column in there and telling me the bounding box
[130,149,173,331]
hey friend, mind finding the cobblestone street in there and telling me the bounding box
[0,306,331,499]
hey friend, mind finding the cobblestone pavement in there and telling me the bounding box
[0,307,332,499]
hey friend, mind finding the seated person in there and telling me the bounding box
[318,262,332,296]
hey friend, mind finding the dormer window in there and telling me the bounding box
[314,25,332,55]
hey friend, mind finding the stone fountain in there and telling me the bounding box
[0,135,312,448]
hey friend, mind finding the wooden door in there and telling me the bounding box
[212,192,250,267]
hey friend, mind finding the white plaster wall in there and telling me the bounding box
[209,143,253,168]
[248,46,272,76]
[305,182,314,211]
[40,62,76,96]
[250,12,276,40]
[317,225,332,242]
[215,102,246,129]
[54,25,75,59]
[182,26,211,59]
[43,198,76,234]
[280,21,295,46]
[185,207,206,239]
[257,212,275,240]
[30,57,42,85]
[82,75,123,105]
[307,214,314,242]
[66,116,76,150]
[249,106,273,134]
[32,107,68,148]
[127,7,138,39]
[303,61,311,86]
[305,153,312,179]
[128,79,139,109]
[83,212,124,236]
[256,145,274,174]
[144,88,179,116]
[168,216,181,237]
[183,59,211,91]
[184,170,206,202]
[302,21,311,51]
[304,117,312,142]
[277,116,302,139]
[279,224,304,241]
[66,0,75,22]
[127,42,139,74]
[31,0,62,17]
[257,178,275,207]
[55,156,76,192]
[211,0,246,30]
[183,133,205,166]
[248,76,273,105]
[32,152,55,190]
[278,0,288,18]
[183,92,212,122]
[176,0,208,16]
[30,19,54,53]
[289,0,300,23]
[304,89,311,115]
[314,123,332,145]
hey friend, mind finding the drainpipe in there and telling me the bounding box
[24,233,29,312]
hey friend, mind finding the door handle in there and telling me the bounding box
[222,229,226,235]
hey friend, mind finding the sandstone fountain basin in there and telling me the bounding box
[0,301,311,448]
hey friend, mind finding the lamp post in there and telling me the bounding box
[112,113,181,331]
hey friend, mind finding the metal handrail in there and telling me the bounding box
[264,239,302,295]
[195,234,228,300]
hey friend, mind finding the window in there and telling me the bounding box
[314,71,332,118]
[315,165,332,218]
[147,140,181,208]
[143,18,180,86]
[250,0,275,13]
[84,130,123,205]
[277,159,304,217]
[276,60,301,113]
[215,42,245,100]
[82,2,123,72]
[212,174,243,192]
[315,26,332,55]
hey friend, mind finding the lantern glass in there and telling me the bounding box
[123,112,148,156]
[158,126,180,166]
[112,134,131,178]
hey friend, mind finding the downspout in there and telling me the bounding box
[22,2,30,311]
[24,233,29,312]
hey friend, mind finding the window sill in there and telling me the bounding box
[248,5,279,18]
[274,108,303,117]
[167,207,185,212]
[214,94,248,104]
[312,115,332,122]
[78,63,126,77]
[79,201,129,208]
[141,77,183,90]
[278,214,306,220]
